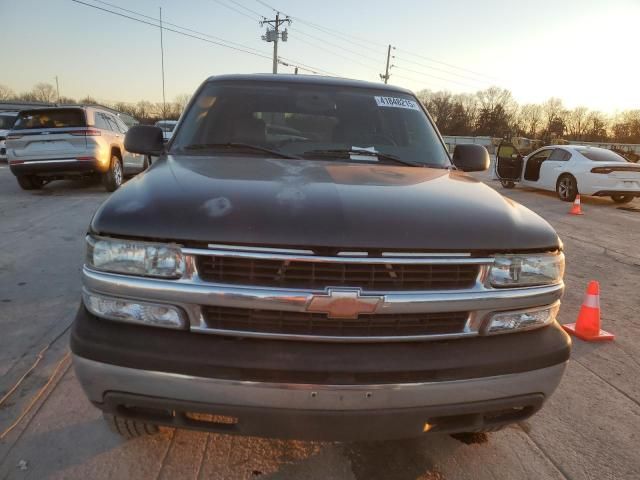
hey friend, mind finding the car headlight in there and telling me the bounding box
[86,235,185,278]
[490,252,564,287]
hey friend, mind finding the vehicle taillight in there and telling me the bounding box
[70,129,101,136]
[591,167,613,174]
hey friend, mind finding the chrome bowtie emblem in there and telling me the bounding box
[306,288,383,319]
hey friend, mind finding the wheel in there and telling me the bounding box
[556,174,578,202]
[611,194,634,204]
[500,180,516,189]
[103,413,160,439]
[102,155,123,192]
[16,175,44,190]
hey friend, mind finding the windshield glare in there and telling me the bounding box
[171,81,450,167]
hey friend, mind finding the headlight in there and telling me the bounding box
[83,290,186,329]
[490,252,564,287]
[86,235,185,278]
[486,303,560,335]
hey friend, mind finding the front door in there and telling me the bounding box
[495,141,523,182]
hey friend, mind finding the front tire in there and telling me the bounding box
[16,175,44,190]
[556,174,578,202]
[611,194,634,204]
[103,413,160,439]
[102,155,123,192]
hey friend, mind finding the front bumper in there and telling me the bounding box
[75,355,564,441]
[71,307,571,440]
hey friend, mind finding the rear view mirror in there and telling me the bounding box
[452,144,490,172]
[124,126,164,156]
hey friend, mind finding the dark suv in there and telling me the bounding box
[71,74,570,441]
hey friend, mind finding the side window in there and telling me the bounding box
[549,149,571,161]
[94,113,109,130]
[114,117,129,134]
[530,149,553,161]
[103,114,119,133]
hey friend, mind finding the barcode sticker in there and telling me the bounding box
[374,96,420,110]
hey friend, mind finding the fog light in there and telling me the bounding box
[82,290,186,329]
[486,303,560,335]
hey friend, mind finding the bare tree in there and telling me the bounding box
[31,83,57,103]
[0,84,15,101]
[174,94,191,115]
[517,104,543,138]
[565,107,589,140]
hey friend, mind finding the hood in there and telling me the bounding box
[91,155,560,252]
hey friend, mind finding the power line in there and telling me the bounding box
[393,56,494,86]
[91,0,267,55]
[211,0,262,22]
[225,0,266,18]
[252,0,386,52]
[395,49,500,83]
[71,1,334,78]
[391,70,480,92]
[293,28,382,67]
[290,35,378,73]
[252,0,502,85]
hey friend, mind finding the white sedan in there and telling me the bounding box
[495,144,640,203]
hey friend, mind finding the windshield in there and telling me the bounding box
[0,114,17,130]
[577,147,628,162]
[13,108,86,130]
[171,81,450,167]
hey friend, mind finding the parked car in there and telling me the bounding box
[7,106,148,192]
[71,74,569,442]
[496,143,640,203]
[0,111,19,161]
[155,120,178,141]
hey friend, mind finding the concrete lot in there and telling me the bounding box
[0,164,639,480]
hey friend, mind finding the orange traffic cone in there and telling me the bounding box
[562,281,614,341]
[569,195,583,215]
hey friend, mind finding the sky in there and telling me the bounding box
[1,0,639,112]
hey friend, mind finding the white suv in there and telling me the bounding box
[7,106,147,191]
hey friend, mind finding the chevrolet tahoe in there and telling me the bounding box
[71,74,570,441]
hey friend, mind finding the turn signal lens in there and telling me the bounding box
[486,303,560,335]
[82,290,186,329]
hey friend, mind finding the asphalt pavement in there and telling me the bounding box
[0,164,639,480]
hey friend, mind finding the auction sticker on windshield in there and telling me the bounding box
[375,96,420,110]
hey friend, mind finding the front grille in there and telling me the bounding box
[201,306,468,338]
[196,256,479,291]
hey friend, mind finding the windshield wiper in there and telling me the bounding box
[180,142,298,159]
[301,149,425,168]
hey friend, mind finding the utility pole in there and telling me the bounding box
[261,13,291,74]
[54,76,60,103]
[380,44,394,84]
[159,7,167,118]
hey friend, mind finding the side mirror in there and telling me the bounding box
[452,144,490,172]
[124,125,164,156]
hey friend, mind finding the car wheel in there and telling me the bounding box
[16,175,44,190]
[102,155,123,192]
[103,413,160,439]
[611,194,634,204]
[500,180,516,189]
[556,174,578,202]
